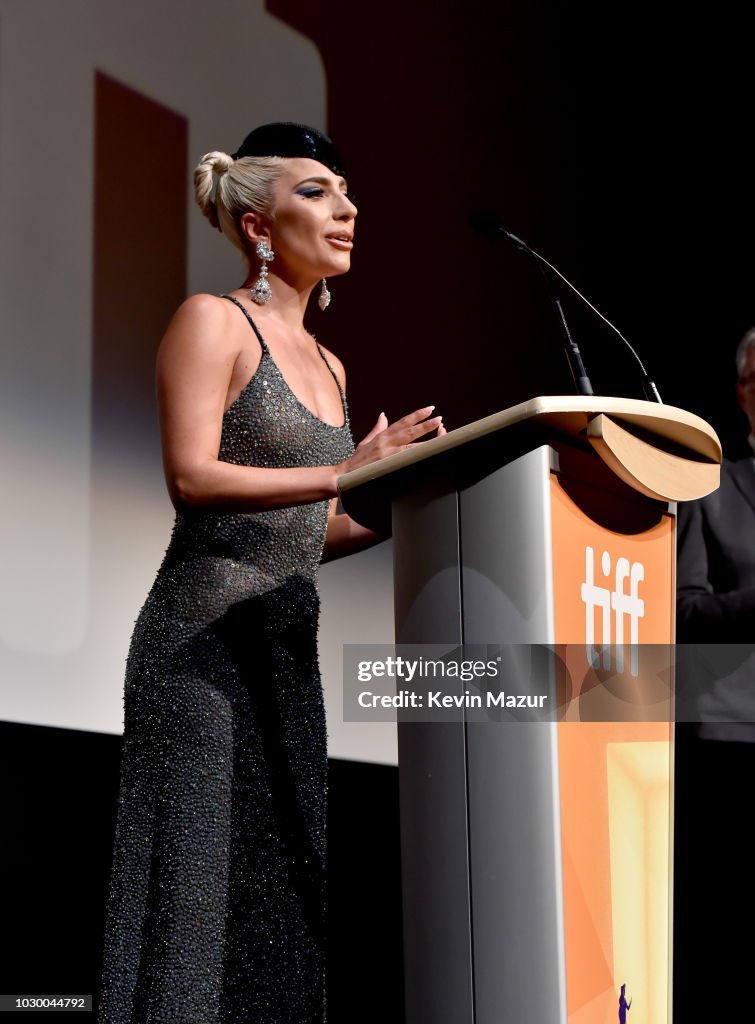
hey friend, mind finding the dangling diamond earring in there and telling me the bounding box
[318,278,331,311]
[250,239,274,305]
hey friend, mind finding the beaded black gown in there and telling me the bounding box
[98,295,355,1024]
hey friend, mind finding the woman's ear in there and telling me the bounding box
[239,210,269,248]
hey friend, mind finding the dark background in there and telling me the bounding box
[273,0,754,457]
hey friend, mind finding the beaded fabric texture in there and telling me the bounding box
[98,294,355,1023]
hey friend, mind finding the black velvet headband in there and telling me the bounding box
[231,122,345,178]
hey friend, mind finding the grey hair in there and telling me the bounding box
[736,327,755,380]
[193,151,284,259]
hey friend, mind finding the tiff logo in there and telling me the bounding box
[580,547,645,677]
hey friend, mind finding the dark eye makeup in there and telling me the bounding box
[294,185,356,203]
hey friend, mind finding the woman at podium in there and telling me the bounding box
[97,121,444,1023]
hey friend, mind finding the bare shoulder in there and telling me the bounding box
[155,293,247,420]
[160,293,238,351]
[316,341,347,392]
[157,293,240,371]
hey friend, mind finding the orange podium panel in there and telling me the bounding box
[551,472,675,1024]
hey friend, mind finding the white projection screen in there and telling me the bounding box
[0,0,398,767]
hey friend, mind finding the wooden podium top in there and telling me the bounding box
[338,395,721,529]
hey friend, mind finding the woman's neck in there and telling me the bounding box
[238,271,316,331]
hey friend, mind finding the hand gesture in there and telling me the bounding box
[338,406,445,475]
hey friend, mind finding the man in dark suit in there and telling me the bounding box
[677,326,755,644]
[674,327,755,1016]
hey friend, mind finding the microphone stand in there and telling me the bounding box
[536,264,595,396]
[471,212,663,403]
[521,232,662,403]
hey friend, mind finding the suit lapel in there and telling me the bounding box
[727,458,755,516]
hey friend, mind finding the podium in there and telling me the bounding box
[338,397,720,1024]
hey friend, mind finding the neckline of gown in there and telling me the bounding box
[221,293,348,430]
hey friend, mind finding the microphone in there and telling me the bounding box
[470,211,663,404]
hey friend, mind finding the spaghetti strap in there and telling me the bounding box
[315,343,346,398]
[220,293,270,353]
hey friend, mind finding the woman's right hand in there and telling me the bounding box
[336,406,444,476]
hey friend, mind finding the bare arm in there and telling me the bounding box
[157,296,442,514]
[321,499,387,562]
[320,399,447,562]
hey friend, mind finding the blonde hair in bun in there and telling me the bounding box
[193,151,284,258]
